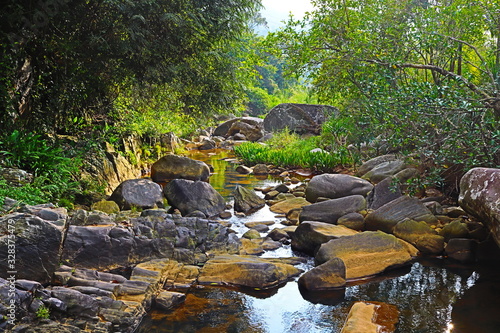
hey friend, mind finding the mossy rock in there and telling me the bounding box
[91,200,120,214]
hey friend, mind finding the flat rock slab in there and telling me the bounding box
[341,301,399,333]
[269,197,310,214]
[315,231,415,280]
[198,255,303,289]
[292,221,359,255]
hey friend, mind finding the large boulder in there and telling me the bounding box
[315,231,415,279]
[108,179,164,210]
[0,213,64,284]
[299,195,367,224]
[198,255,303,289]
[393,219,444,255]
[291,221,358,255]
[305,174,373,203]
[361,160,406,184]
[233,186,265,213]
[61,214,240,270]
[164,179,226,218]
[459,167,500,247]
[365,196,438,233]
[227,121,264,142]
[298,257,346,291]
[357,155,398,177]
[213,117,264,138]
[151,154,210,183]
[263,103,338,134]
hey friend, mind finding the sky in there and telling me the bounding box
[260,0,315,31]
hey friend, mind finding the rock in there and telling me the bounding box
[232,186,265,214]
[219,211,232,219]
[164,179,226,218]
[198,138,216,150]
[84,149,141,195]
[393,219,444,255]
[291,221,358,255]
[445,238,478,263]
[361,160,406,184]
[423,201,444,215]
[298,257,346,291]
[315,231,414,279]
[61,215,240,270]
[341,301,399,333]
[244,221,275,228]
[264,190,279,200]
[299,195,367,225]
[227,121,264,142]
[250,224,270,232]
[443,206,467,218]
[269,197,310,214]
[151,154,211,183]
[365,196,438,233]
[213,117,264,138]
[268,228,290,241]
[51,287,99,318]
[357,155,398,177]
[0,213,63,284]
[458,167,500,247]
[108,179,164,210]
[242,229,261,239]
[439,219,469,242]
[198,255,302,289]
[394,167,420,183]
[337,212,365,231]
[253,164,269,175]
[91,200,120,214]
[263,103,338,134]
[305,174,373,203]
[366,176,402,210]
[0,168,34,186]
[235,165,253,174]
[155,291,186,311]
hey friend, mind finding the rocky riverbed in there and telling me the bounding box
[1,113,500,332]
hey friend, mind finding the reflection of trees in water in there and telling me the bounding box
[345,262,478,333]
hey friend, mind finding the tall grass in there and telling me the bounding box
[234,130,359,172]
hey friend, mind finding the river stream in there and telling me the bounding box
[136,149,500,333]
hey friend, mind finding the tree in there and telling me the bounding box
[0,0,261,134]
[271,0,500,172]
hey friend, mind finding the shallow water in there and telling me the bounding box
[136,149,500,333]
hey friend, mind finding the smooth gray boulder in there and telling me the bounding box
[459,167,500,247]
[361,160,406,184]
[108,179,164,210]
[358,155,398,177]
[305,174,373,203]
[151,154,210,182]
[213,117,263,138]
[299,195,367,225]
[164,179,225,218]
[365,196,438,233]
[263,103,337,134]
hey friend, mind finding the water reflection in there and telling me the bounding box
[138,261,497,333]
[137,149,500,333]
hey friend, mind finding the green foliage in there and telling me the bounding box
[270,0,500,185]
[0,130,85,205]
[35,305,50,319]
[0,0,261,134]
[234,130,359,171]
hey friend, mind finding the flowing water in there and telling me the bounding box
[136,149,500,333]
